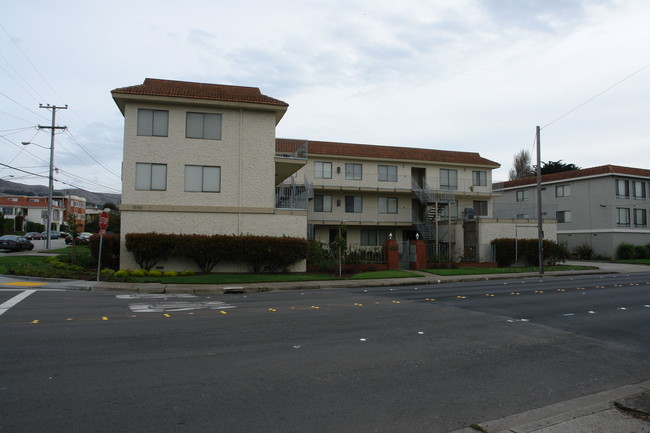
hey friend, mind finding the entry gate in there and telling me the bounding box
[398,241,411,269]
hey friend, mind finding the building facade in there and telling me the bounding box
[112,79,308,271]
[493,165,650,258]
[0,195,66,231]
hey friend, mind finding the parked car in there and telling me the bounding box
[65,232,93,245]
[24,232,44,240]
[0,235,34,251]
[41,230,61,239]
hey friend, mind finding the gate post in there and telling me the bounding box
[384,239,400,270]
[409,239,426,270]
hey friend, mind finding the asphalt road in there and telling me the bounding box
[1,272,650,433]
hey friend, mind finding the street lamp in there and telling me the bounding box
[22,141,55,249]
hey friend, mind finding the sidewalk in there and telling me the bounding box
[83,260,649,294]
[450,380,650,433]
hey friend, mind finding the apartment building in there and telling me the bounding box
[0,195,66,230]
[112,79,308,271]
[492,165,650,258]
[277,138,510,261]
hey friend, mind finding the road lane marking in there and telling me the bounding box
[1,282,46,287]
[0,290,36,317]
[128,301,235,313]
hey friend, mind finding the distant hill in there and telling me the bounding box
[0,179,121,207]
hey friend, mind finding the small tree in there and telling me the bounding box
[508,149,533,180]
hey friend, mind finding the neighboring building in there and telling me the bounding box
[493,165,650,258]
[0,195,64,230]
[111,78,308,271]
[63,195,87,231]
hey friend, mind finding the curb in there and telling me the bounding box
[449,380,650,433]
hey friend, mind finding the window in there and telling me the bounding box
[616,179,629,198]
[556,210,572,223]
[378,197,398,214]
[634,209,647,228]
[361,229,391,246]
[516,213,530,219]
[137,109,168,136]
[473,200,488,216]
[516,189,530,202]
[617,207,630,227]
[186,112,222,140]
[345,196,362,213]
[135,163,167,190]
[472,171,487,186]
[378,165,397,182]
[185,165,221,192]
[440,169,458,190]
[314,195,332,212]
[345,163,362,180]
[555,185,571,197]
[314,161,332,179]
[633,181,646,199]
[2,207,13,215]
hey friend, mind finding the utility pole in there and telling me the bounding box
[38,104,67,249]
[536,125,544,276]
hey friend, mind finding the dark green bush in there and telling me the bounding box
[572,243,595,260]
[124,233,175,271]
[617,242,638,260]
[89,234,121,269]
[491,238,567,267]
[175,234,229,273]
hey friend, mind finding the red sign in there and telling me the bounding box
[99,211,109,235]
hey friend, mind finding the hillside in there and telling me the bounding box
[0,179,121,207]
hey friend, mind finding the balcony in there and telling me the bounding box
[275,139,308,186]
[275,175,313,210]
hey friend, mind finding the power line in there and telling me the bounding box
[541,62,650,130]
[64,130,121,178]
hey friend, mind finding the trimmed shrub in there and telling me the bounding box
[89,234,120,270]
[491,238,568,266]
[124,233,176,271]
[175,234,229,273]
[572,243,595,260]
[617,242,638,260]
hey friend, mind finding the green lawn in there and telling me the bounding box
[41,245,91,254]
[130,272,341,284]
[0,256,50,274]
[424,265,598,276]
[349,270,422,280]
[615,259,650,265]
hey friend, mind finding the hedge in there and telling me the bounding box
[89,234,121,270]
[491,238,568,267]
[124,233,309,273]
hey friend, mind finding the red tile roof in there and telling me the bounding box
[112,78,288,107]
[495,164,650,189]
[277,138,500,167]
[0,196,61,209]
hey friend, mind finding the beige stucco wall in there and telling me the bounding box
[122,103,276,209]
[119,211,307,271]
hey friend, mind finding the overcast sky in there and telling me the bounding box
[1,0,649,194]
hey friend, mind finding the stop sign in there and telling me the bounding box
[99,211,109,234]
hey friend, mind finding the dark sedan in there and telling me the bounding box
[0,235,35,251]
[24,232,44,240]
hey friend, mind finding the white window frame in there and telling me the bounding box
[378,165,397,182]
[137,109,168,137]
[135,163,167,191]
[186,112,222,140]
[314,195,332,212]
[314,161,332,179]
[184,165,221,192]
[378,197,398,214]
